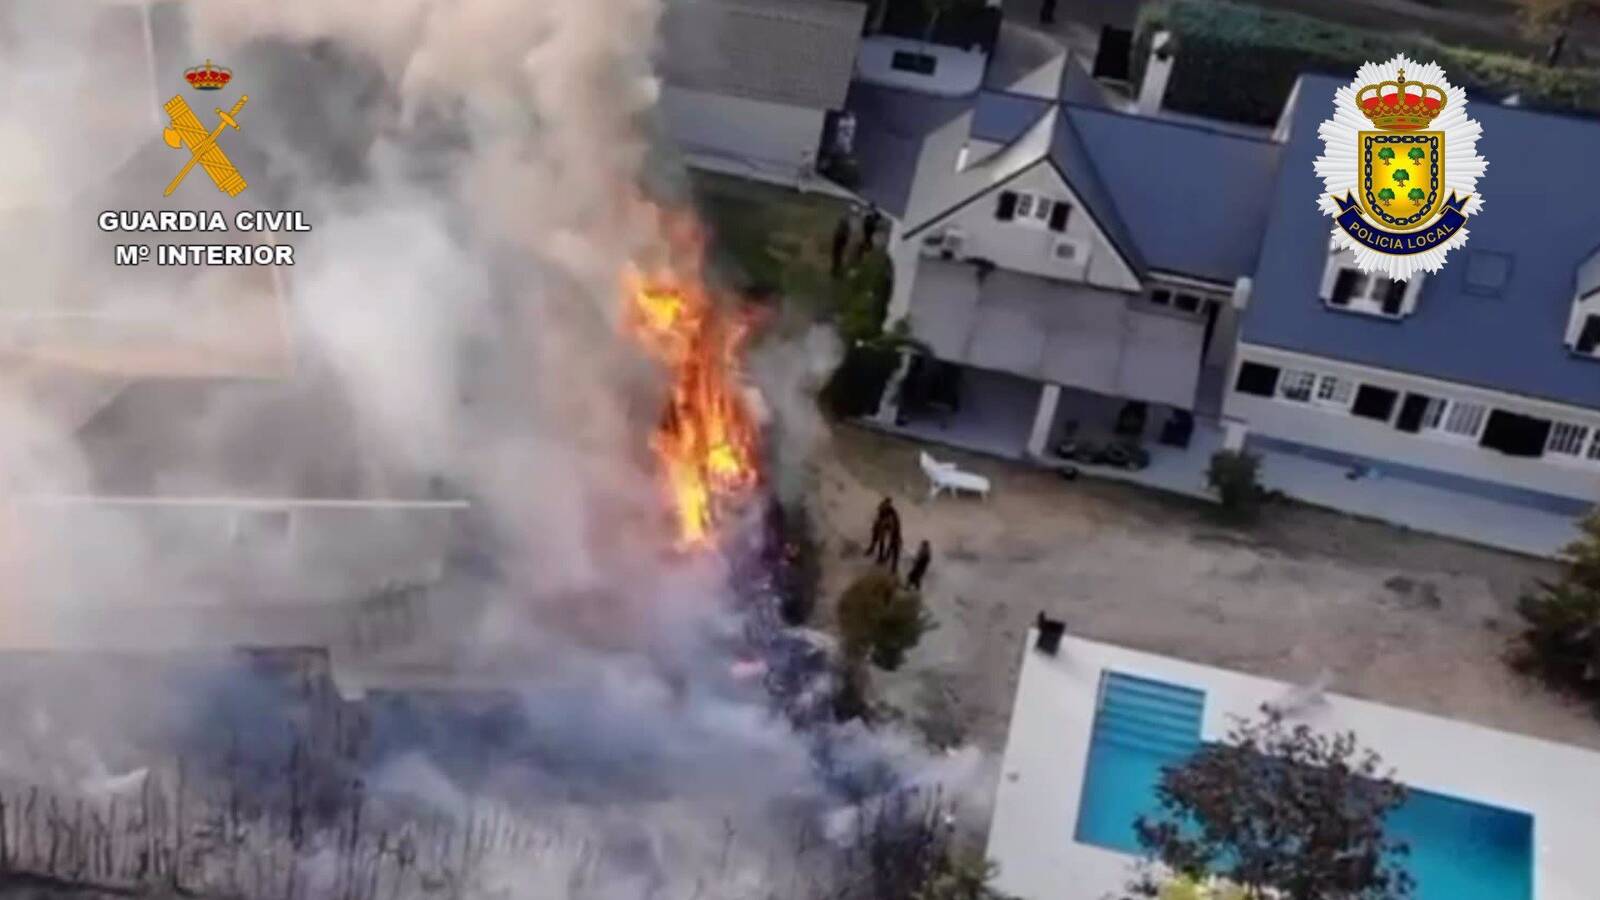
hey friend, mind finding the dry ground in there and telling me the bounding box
[807,424,1600,756]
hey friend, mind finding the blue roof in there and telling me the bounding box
[1243,75,1600,410]
[1067,107,1282,284]
[969,91,1280,283]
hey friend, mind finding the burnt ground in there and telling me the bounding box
[806,424,1596,757]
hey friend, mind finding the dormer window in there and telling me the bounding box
[995,191,1071,232]
[1319,246,1422,318]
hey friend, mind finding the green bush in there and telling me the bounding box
[1132,0,1600,125]
[1205,449,1265,523]
[1513,511,1600,708]
[837,570,934,671]
[836,248,894,344]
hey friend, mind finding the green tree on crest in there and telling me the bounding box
[1377,147,1395,166]
[1408,147,1426,164]
[1392,168,1411,186]
[1408,187,1426,204]
[1377,188,1396,206]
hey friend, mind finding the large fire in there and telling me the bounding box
[624,218,759,548]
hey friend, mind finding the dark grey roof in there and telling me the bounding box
[1243,76,1600,410]
[1046,109,1148,276]
[910,259,1205,408]
[1068,106,1282,284]
[845,83,970,218]
[658,0,866,110]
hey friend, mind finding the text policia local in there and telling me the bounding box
[100,209,311,267]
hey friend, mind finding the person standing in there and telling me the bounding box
[881,503,903,574]
[856,205,882,262]
[905,540,932,591]
[1039,0,1057,26]
[865,497,894,560]
[831,212,852,278]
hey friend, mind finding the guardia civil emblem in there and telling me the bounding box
[1315,55,1487,279]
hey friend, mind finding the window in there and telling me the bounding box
[998,191,1070,232]
[1013,192,1053,225]
[1462,250,1512,297]
[1314,374,1354,407]
[1278,369,1317,403]
[890,51,937,75]
[1421,398,1488,439]
[1174,293,1202,313]
[1149,289,1172,306]
[1577,314,1600,356]
[1351,385,1399,422]
[1548,421,1589,457]
[1235,361,1280,397]
[1329,268,1409,316]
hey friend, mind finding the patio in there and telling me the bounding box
[862,397,1585,558]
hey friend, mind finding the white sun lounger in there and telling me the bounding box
[919,451,991,500]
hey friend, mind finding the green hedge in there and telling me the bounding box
[1132,0,1600,125]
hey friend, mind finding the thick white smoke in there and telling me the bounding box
[0,1,983,896]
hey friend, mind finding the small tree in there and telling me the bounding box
[1407,147,1425,164]
[1377,187,1396,207]
[1376,147,1395,166]
[1205,450,1265,524]
[1407,187,1426,204]
[1391,168,1410,187]
[1130,711,1414,900]
[838,570,934,670]
[1513,510,1600,703]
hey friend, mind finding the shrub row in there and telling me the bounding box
[1132,0,1600,125]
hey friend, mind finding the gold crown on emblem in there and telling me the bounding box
[184,59,232,91]
[1356,70,1446,130]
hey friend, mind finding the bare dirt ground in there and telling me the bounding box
[807,424,1600,756]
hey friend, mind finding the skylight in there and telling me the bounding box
[1461,250,1512,297]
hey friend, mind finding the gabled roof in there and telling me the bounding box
[658,0,866,110]
[845,83,970,218]
[1243,75,1600,411]
[943,90,1282,284]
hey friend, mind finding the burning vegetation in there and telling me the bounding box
[623,216,761,549]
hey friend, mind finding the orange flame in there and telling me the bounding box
[623,218,759,548]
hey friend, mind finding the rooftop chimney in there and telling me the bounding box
[1035,612,1065,655]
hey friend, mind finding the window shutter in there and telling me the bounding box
[1047,202,1071,232]
[1318,252,1342,300]
[1395,392,1431,433]
[1381,279,1407,316]
[996,191,1017,221]
[1351,385,1398,421]
[1401,274,1425,315]
[1329,270,1360,306]
[1234,362,1280,397]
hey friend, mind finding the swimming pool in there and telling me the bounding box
[1074,671,1533,900]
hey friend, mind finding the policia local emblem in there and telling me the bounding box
[1315,55,1487,279]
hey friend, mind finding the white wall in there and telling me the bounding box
[1223,343,1600,502]
[928,163,1141,292]
[658,86,824,174]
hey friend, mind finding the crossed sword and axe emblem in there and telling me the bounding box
[161,93,250,197]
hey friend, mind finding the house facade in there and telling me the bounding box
[656,0,866,185]
[1227,75,1600,514]
[855,39,1600,539]
[866,47,1280,461]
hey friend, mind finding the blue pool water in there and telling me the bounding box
[1074,671,1533,900]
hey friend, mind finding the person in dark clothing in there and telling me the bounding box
[882,513,903,574]
[865,497,894,559]
[830,213,852,278]
[905,540,931,591]
[856,206,882,262]
[1039,0,1056,25]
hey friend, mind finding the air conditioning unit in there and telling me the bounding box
[940,229,966,257]
[1051,237,1083,263]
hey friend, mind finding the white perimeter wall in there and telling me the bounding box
[1223,343,1600,502]
[658,86,825,174]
